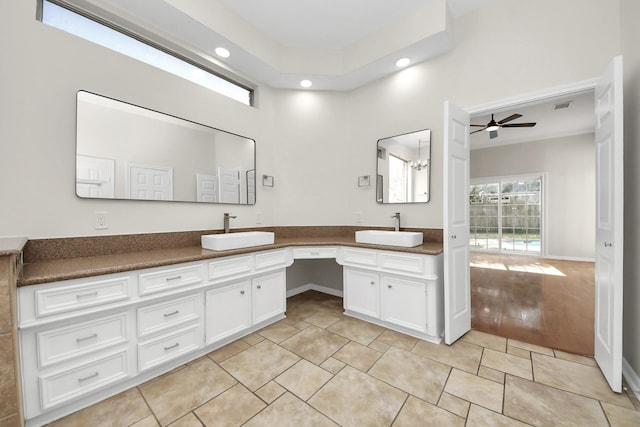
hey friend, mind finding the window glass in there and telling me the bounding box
[41,1,252,106]
[388,154,408,203]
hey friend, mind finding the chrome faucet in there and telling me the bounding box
[391,212,401,232]
[223,213,236,233]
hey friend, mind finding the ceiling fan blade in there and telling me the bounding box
[501,122,536,128]
[470,127,487,134]
[497,114,522,124]
[470,124,486,127]
[489,130,498,139]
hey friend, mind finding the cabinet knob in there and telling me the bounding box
[604,242,612,247]
[240,290,245,295]
[370,281,375,285]
[257,285,262,289]
[388,285,392,289]
[451,234,457,239]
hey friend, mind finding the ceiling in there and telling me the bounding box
[84,0,494,91]
[470,90,595,150]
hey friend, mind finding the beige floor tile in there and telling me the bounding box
[507,345,530,359]
[244,392,338,427]
[255,381,286,404]
[368,340,391,353]
[326,316,384,345]
[49,387,151,427]
[332,341,382,372]
[166,413,202,427]
[275,359,333,400]
[460,330,507,352]
[554,349,597,367]
[220,339,299,391]
[412,339,482,374]
[481,348,533,380]
[373,329,418,351]
[393,395,464,427]
[257,321,301,343]
[477,365,505,384]
[241,333,265,346]
[280,325,348,365]
[132,415,161,427]
[437,392,470,418]
[601,401,640,426]
[320,357,346,374]
[444,369,504,413]
[504,374,609,426]
[532,353,634,408]
[207,340,250,363]
[309,366,406,427]
[194,383,265,427]
[291,320,312,330]
[369,347,450,404]
[508,338,554,356]
[303,312,341,328]
[140,358,236,426]
[466,404,529,427]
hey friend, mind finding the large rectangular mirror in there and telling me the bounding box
[376,129,431,203]
[76,91,256,204]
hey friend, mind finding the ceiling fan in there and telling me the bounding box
[470,113,536,139]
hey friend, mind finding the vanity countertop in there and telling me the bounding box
[0,236,28,256]
[19,235,443,286]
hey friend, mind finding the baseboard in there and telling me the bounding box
[287,283,343,299]
[623,357,640,401]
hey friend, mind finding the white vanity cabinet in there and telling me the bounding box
[339,247,443,342]
[18,250,290,427]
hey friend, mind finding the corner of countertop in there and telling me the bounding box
[0,236,28,256]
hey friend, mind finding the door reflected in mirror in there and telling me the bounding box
[377,129,431,204]
[76,91,256,204]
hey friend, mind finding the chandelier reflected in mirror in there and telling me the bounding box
[410,139,429,171]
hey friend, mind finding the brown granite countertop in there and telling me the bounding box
[0,236,28,256]
[19,234,443,286]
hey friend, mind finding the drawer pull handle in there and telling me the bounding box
[164,343,180,351]
[76,291,98,299]
[310,252,320,256]
[163,310,180,318]
[78,372,99,383]
[76,333,98,342]
[165,276,183,281]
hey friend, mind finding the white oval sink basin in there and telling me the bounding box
[201,231,275,251]
[355,230,423,248]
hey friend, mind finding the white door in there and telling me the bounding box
[196,173,218,202]
[128,163,173,200]
[252,271,286,324]
[344,268,380,318]
[594,56,624,392]
[76,155,115,198]
[247,169,256,204]
[380,276,427,333]
[205,280,251,345]
[218,167,241,203]
[443,101,471,345]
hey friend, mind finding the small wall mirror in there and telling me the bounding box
[376,129,431,204]
[76,91,256,204]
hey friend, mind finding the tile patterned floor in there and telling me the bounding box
[48,291,640,427]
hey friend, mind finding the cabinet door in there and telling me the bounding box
[344,268,380,318]
[205,280,251,345]
[252,270,285,324]
[381,276,427,333]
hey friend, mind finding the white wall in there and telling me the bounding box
[621,0,640,392]
[471,134,595,260]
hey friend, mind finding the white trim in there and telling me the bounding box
[286,283,344,299]
[623,357,640,401]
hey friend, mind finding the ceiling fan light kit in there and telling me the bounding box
[470,113,536,139]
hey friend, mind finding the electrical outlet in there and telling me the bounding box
[256,212,262,225]
[355,211,363,223]
[95,212,108,230]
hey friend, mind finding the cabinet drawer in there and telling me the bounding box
[139,263,204,296]
[208,255,252,281]
[35,277,130,318]
[137,294,201,338]
[36,313,128,369]
[293,247,337,259]
[138,324,202,372]
[39,350,129,410]
[255,249,289,270]
[341,248,378,267]
[379,252,426,275]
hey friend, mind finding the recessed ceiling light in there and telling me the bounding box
[395,57,411,68]
[215,47,230,58]
[300,79,313,88]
